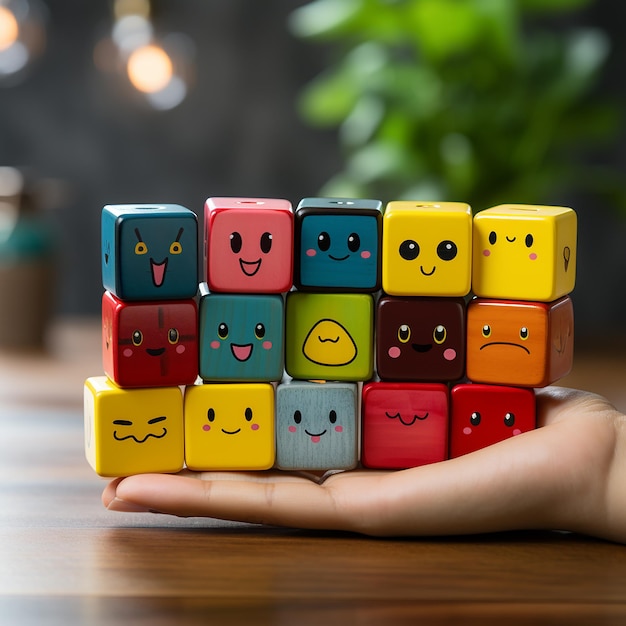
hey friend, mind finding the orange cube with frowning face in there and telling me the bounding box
[466,296,574,388]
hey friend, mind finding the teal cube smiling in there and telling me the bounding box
[101,204,198,301]
[199,291,284,382]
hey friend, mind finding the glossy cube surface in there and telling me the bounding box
[84,376,184,477]
[184,383,275,470]
[361,382,449,469]
[101,204,198,301]
[205,197,293,293]
[198,292,284,382]
[376,296,466,382]
[382,201,472,297]
[102,291,198,388]
[466,296,574,387]
[294,197,382,292]
[449,383,536,458]
[275,380,358,471]
[285,292,374,381]
[472,204,577,301]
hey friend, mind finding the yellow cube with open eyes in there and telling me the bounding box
[184,382,275,471]
[84,376,184,477]
[472,204,577,302]
[382,201,472,297]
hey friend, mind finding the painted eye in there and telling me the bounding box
[317,232,331,252]
[260,232,272,254]
[245,407,253,422]
[207,408,215,422]
[470,412,481,426]
[504,412,516,427]
[398,324,411,343]
[230,232,242,253]
[525,234,534,248]
[217,323,229,339]
[113,419,133,426]
[168,328,179,344]
[437,240,457,261]
[293,410,302,424]
[489,231,497,245]
[329,410,337,424]
[347,232,360,252]
[482,325,491,338]
[169,241,182,254]
[519,327,529,340]
[433,325,447,344]
[399,239,419,260]
[135,241,148,255]
[132,330,143,346]
[254,323,266,340]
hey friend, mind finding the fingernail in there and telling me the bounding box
[107,497,151,513]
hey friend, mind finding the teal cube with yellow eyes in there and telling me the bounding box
[198,291,284,382]
[101,204,198,301]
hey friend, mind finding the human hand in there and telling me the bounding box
[102,386,626,543]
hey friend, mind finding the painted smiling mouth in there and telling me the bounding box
[420,266,436,276]
[506,236,516,242]
[385,412,429,426]
[146,347,166,357]
[329,254,350,261]
[231,343,253,361]
[151,258,168,286]
[239,258,262,276]
[480,341,530,354]
[412,343,432,353]
[113,428,167,443]
[305,429,327,438]
[221,428,241,435]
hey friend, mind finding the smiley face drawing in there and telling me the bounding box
[184,383,275,470]
[84,377,184,477]
[361,382,449,469]
[275,381,358,470]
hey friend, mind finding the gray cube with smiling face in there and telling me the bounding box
[275,380,359,471]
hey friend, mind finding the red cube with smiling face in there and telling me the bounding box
[102,291,198,388]
[204,197,293,293]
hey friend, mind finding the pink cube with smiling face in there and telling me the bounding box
[205,197,294,293]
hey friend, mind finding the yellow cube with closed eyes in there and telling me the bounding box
[382,201,472,297]
[472,204,577,302]
[84,376,184,477]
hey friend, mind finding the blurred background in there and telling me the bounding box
[0,0,624,350]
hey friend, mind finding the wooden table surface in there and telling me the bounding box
[2,318,626,625]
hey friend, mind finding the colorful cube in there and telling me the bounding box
[449,383,536,458]
[285,292,374,381]
[102,291,198,388]
[184,383,275,471]
[275,380,358,471]
[204,197,293,293]
[198,291,284,382]
[84,376,184,477]
[382,201,472,297]
[294,197,382,292]
[101,204,198,301]
[466,296,574,387]
[376,296,466,382]
[472,204,577,301]
[361,382,449,469]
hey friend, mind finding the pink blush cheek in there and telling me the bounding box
[443,348,456,361]
[529,253,537,260]
[251,423,260,431]
[360,250,371,259]
[123,348,133,358]
[388,346,401,359]
[262,341,272,350]
[513,428,522,436]
[202,425,211,432]
[306,249,316,257]
[288,426,297,433]
[483,249,491,257]
[334,425,343,433]
[210,340,220,350]
[463,427,472,435]
[176,345,186,354]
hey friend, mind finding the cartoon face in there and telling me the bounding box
[84,377,184,477]
[184,383,275,470]
[449,383,536,458]
[275,381,358,470]
[382,201,472,297]
[285,292,374,381]
[376,296,466,382]
[295,200,382,291]
[472,204,577,301]
[198,293,284,382]
[102,292,198,388]
[466,296,574,387]
[361,382,449,469]
[102,204,198,301]
[205,197,293,293]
